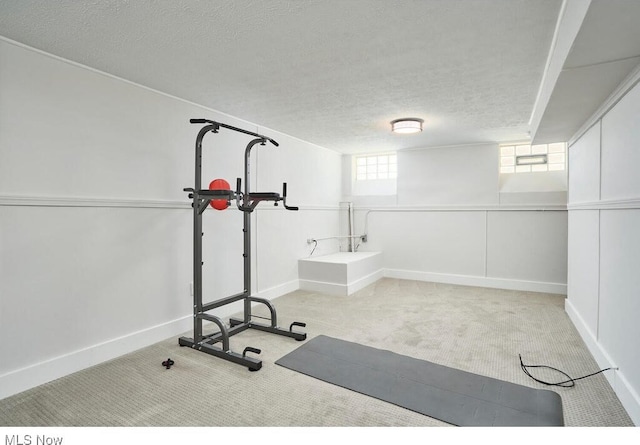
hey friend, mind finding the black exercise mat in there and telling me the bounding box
[275,335,564,426]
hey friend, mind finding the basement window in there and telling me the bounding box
[355,153,397,180]
[500,143,566,173]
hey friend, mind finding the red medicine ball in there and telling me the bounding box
[209,179,230,210]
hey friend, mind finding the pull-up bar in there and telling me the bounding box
[189,118,279,146]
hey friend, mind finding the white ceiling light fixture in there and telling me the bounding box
[391,118,424,134]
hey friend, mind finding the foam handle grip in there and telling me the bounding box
[283,182,288,197]
[190,118,207,124]
[236,178,242,194]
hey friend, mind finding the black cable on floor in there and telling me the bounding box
[519,354,617,388]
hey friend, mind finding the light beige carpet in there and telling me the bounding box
[0,278,633,427]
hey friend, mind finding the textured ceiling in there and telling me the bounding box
[0,0,562,154]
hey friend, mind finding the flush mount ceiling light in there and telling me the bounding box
[391,118,424,134]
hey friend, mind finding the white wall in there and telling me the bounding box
[499,171,567,205]
[0,39,342,399]
[344,143,568,294]
[486,210,567,285]
[254,130,343,295]
[565,76,640,425]
[398,144,499,206]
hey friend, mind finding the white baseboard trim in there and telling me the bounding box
[0,315,192,401]
[0,281,302,402]
[299,279,348,296]
[565,299,639,426]
[255,279,300,302]
[299,269,384,296]
[384,269,567,294]
[615,370,640,427]
[349,269,385,295]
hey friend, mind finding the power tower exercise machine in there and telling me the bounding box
[179,118,306,371]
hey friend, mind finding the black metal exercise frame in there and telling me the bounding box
[179,119,306,371]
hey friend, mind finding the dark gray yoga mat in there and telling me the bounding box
[275,335,564,426]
